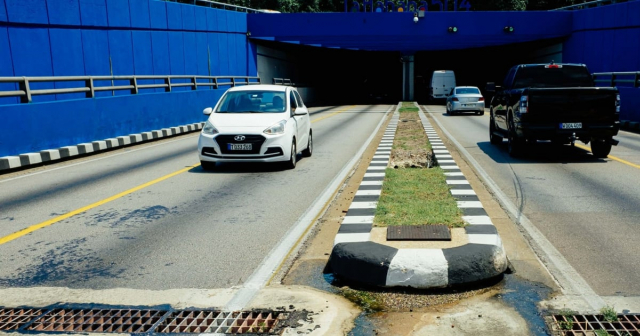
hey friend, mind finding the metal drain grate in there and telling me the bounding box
[0,308,44,331]
[155,310,288,334]
[549,314,640,335]
[26,308,167,333]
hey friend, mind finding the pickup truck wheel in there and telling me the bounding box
[507,119,524,157]
[490,119,502,145]
[591,138,612,158]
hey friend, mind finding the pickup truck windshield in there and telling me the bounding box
[512,66,593,89]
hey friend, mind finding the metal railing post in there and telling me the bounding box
[18,77,32,103]
[611,73,616,87]
[231,77,236,87]
[131,77,139,95]
[86,78,95,98]
[192,76,198,90]
[213,77,218,89]
[635,72,639,88]
[165,76,172,92]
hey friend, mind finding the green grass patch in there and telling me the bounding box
[375,167,464,227]
[339,288,385,313]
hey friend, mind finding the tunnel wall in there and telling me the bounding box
[0,0,257,157]
[563,1,640,122]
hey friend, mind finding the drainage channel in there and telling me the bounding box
[0,306,292,334]
[548,313,640,335]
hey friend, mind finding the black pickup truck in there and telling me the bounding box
[486,63,620,158]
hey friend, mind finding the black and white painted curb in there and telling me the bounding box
[0,122,205,172]
[328,103,508,288]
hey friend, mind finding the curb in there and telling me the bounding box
[328,103,508,289]
[0,122,205,172]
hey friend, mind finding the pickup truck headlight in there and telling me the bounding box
[264,120,287,135]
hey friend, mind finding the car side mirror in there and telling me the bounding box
[203,107,213,115]
[294,109,307,116]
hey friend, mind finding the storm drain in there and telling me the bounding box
[0,308,44,331]
[155,310,288,334]
[26,308,167,333]
[549,313,640,335]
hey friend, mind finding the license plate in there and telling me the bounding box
[228,143,252,150]
[560,123,582,129]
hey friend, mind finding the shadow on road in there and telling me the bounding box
[477,140,608,164]
[188,156,310,174]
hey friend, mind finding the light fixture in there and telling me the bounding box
[504,26,514,33]
[448,26,458,33]
[413,13,419,23]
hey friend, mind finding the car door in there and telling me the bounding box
[495,67,516,130]
[293,90,310,147]
[289,91,304,150]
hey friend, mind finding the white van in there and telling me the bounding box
[429,70,456,100]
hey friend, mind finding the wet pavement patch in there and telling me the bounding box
[498,274,553,336]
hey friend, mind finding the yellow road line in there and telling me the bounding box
[311,105,355,123]
[0,164,200,246]
[575,143,640,169]
[0,106,356,246]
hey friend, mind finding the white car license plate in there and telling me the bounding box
[229,143,252,150]
[560,123,582,129]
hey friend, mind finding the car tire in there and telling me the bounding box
[591,137,612,158]
[201,161,217,171]
[479,110,485,116]
[284,140,297,169]
[507,119,524,157]
[446,104,451,114]
[302,131,313,157]
[489,118,503,145]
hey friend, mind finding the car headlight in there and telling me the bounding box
[202,120,219,135]
[263,120,287,135]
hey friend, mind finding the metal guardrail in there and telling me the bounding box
[162,0,278,14]
[550,0,633,11]
[0,75,261,103]
[593,72,640,88]
[272,78,295,86]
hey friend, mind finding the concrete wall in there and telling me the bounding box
[563,1,640,122]
[0,0,257,157]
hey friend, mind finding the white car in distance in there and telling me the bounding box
[198,85,312,170]
[446,86,485,115]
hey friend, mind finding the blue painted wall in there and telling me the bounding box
[563,1,640,122]
[0,0,258,157]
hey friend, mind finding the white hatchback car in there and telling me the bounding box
[446,86,485,115]
[198,85,312,170]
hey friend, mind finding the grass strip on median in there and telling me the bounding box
[374,102,464,228]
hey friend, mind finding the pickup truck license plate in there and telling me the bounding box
[560,123,582,129]
[229,143,252,150]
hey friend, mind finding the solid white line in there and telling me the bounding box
[434,150,449,154]
[364,173,385,177]
[447,180,470,185]
[432,146,447,149]
[438,160,456,164]
[356,189,382,196]
[457,201,483,208]
[360,180,384,185]
[0,134,200,184]
[372,155,389,159]
[342,216,375,224]
[440,165,460,170]
[223,105,395,311]
[424,106,606,311]
[451,189,476,196]
[462,215,493,225]
[349,202,378,209]
[444,172,464,176]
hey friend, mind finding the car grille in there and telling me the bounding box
[215,135,266,154]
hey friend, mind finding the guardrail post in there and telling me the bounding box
[611,74,616,87]
[18,77,32,103]
[213,77,218,89]
[232,77,236,87]
[165,76,172,92]
[86,78,95,98]
[192,77,198,90]
[131,77,138,95]
[635,72,639,88]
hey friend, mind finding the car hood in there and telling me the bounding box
[209,113,288,128]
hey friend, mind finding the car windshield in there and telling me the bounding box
[215,91,286,113]
[456,88,480,94]
[512,66,594,89]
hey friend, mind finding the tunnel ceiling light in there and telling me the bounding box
[504,26,514,33]
[448,26,458,33]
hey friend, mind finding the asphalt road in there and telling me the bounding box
[0,105,390,290]
[424,104,640,297]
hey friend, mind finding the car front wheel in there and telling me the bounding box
[285,140,297,169]
[302,131,313,157]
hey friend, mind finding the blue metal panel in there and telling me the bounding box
[206,7,217,31]
[79,0,108,27]
[47,0,81,25]
[50,29,85,100]
[237,11,247,33]
[584,7,603,30]
[151,31,170,92]
[183,32,198,75]
[207,33,220,76]
[108,30,134,96]
[8,27,54,102]
[0,26,17,105]
[195,32,209,75]
[632,28,640,71]
[600,5,617,30]
[129,0,150,28]
[168,32,186,91]
[132,31,155,93]
[628,1,640,27]
[182,4,195,31]
[0,0,7,22]
[611,30,632,72]
[572,9,585,31]
[226,33,237,74]
[216,9,228,32]
[194,5,207,31]
[247,41,257,77]
[166,1,182,30]
[238,35,248,76]
[106,0,130,27]
[217,33,229,75]
[149,0,167,29]
[5,0,48,24]
[613,2,628,28]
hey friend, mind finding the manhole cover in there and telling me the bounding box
[155,310,288,334]
[549,313,640,335]
[387,225,451,241]
[0,308,44,331]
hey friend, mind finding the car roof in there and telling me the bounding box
[455,86,479,89]
[227,84,290,92]
[519,63,586,67]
